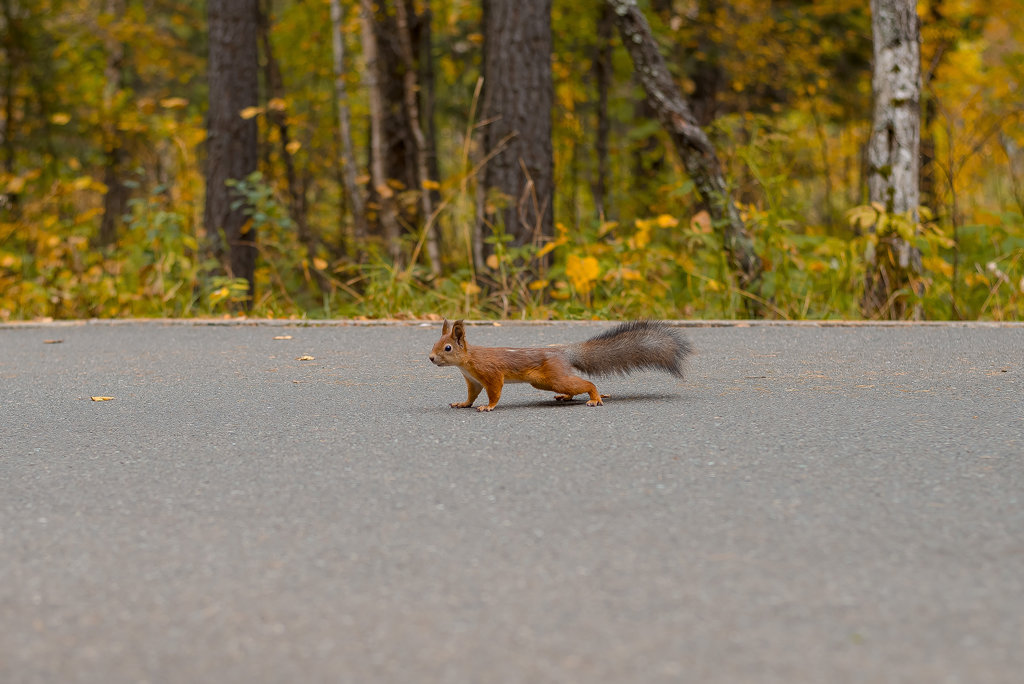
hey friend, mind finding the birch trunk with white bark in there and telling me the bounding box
[329,0,369,245]
[864,0,923,319]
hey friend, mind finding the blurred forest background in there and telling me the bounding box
[1,0,1022,321]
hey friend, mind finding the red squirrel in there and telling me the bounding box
[429,319,693,412]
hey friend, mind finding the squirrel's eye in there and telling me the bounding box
[444,344,452,352]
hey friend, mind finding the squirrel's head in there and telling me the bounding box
[429,318,467,366]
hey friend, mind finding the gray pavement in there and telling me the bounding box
[1,319,1022,683]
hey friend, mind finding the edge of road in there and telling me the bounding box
[2,317,1023,330]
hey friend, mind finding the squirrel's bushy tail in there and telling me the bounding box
[564,321,693,378]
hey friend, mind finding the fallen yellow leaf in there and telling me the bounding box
[90,396,115,402]
[296,355,315,361]
[273,335,293,340]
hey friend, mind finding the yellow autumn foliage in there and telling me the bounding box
[566,254,600,294]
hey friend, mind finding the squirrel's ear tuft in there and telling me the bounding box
[452,319,466,346]
[441,318,451,334]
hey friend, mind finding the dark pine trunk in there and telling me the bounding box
[205,0,260,303]
[481,0,554,256]
[371,2,419,221]
[98,0,128,248]
[592,2,614,221]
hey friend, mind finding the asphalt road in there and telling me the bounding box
[2,319,1022,683]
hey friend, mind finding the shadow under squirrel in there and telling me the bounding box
[429,319,693,412]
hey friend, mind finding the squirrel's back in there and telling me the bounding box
[563,320,693,378]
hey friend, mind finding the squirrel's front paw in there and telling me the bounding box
[450,401,473,408]
[476,405,496,412]
[585,398,604,406]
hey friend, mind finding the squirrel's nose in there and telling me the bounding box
[428,354,436,363]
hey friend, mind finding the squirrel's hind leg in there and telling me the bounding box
[547,375,603,406]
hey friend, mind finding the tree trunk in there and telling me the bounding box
[99,144,129,247]
[606,0,762,292]
[689,0,725,128]
[258,0,302,235]
[481,0,554,258]
[394,0,441,275]
[373,3,419,209]
[417,3,443,233]
[592,2,614,220]
[205,0,260,303]
[329,0,369,247]
[863,0,922,319]
[359,0,402,263]
[98,0,128,248]
[0,0,19,185]
[259,0,331,296]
